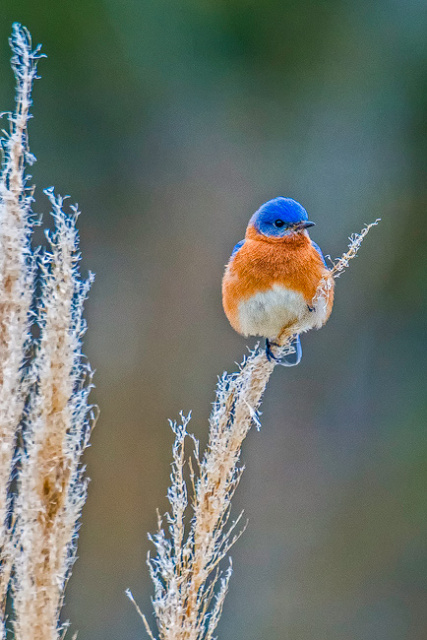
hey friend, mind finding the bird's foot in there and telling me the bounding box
[265,335,302,367]
[265,338,279,363]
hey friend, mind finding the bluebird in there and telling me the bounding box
[222,197,335,365]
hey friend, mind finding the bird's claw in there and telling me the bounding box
[265,338,279,363]
[265,335,302,366]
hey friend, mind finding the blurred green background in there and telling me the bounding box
[1,1,427,639]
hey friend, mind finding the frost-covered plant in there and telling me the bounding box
[128,222,379,640]
[0,24,94,640]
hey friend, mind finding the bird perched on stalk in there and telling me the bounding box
[222,197,334,365]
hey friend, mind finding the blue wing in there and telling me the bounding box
[231,239,245,258]
[311,240,328,268]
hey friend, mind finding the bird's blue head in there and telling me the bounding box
[249,197,315,238]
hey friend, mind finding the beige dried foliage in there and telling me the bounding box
[0,24,42,629]
[0,24,94,640]
[312,219,381,316]
[12,191,95,640]
[129,221,379,640]
[329,219,381,277]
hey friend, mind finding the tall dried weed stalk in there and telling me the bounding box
[129,226,379,638]
[0,24,94,640]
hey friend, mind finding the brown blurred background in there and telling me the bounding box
[1,2,426,639]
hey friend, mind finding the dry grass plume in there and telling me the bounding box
[128,227,379,639]
[0,24,95,640]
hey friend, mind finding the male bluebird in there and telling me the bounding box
[222,197,334,365]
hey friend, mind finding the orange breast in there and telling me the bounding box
[222,226,334,335]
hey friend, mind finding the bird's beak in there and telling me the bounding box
[294,221,315,231]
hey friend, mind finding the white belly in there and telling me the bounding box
[238,284,328,339]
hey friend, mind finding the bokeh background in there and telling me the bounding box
[1,2,427,639]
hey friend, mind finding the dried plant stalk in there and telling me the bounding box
[312,219,381,315]
[129,221,379,640]
[0,23,94,640]
[0,24,43,629]
[12,190,94,640]
[330,219,381,277]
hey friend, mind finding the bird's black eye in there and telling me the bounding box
[274,219,285,228]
